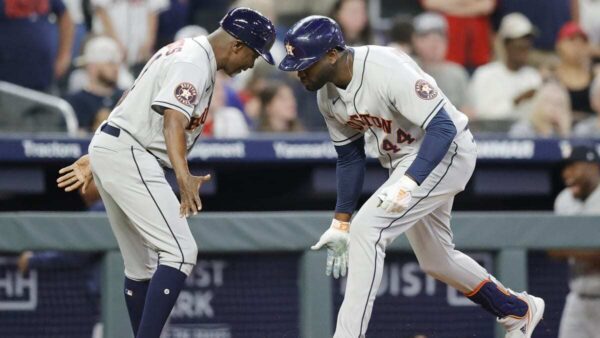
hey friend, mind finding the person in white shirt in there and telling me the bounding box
[468,13,542,122]
[92,0,169,68]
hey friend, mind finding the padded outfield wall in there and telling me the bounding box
[0,212,598,338]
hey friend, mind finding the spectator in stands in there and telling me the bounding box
[493,0,573,68]
[91,0,169,74]
[421,0,495,70]
[555,22,596,122]
[203,72,250,138]
[65,36,124,134]
[551,145,600,338]
[577,0,600,66]
[0,0,74,92]
[412,12,469,111]
[387,15,414,55]
[509,81,572,138]
[574,75,600,137]
[331,0,372,46]
[468,13,542,123]
[155,0,192,50]
[257,82,303,133]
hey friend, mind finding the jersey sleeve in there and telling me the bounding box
[386,63,446,130]
[317,91,363,146]
[151,61,208,122]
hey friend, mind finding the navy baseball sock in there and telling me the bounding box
[467,279,528,318]
[136,265,187,338]
[124,278,149,335]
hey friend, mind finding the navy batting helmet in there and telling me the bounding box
[220,7,276,65]
[279,16,346,72]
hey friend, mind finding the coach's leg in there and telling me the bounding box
[123,148,197,338]
[91,171,156,335]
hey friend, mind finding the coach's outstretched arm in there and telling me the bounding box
[163,109,211,218]
[312,136,366,278]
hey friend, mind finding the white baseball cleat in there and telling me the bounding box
[498,291,545,338]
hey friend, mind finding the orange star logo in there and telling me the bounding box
[285,42,295,56]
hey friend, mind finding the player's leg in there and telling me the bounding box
[406,199,544,338]
[558,292,592,338]
[101,147,197,338]
[90,169,157,335]
[334,159,459,337]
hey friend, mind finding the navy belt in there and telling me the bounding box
[101,123,120,137]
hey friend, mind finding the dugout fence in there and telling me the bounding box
[0,212,598,338]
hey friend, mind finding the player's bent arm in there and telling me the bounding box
[334,136,367,219]
[405,107,457,185]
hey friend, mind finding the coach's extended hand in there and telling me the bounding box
[177,173,211,218]
[311,219,350,278]
[57,154,93,193]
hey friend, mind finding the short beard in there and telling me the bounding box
[306,64,335,91]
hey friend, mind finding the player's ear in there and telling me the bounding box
[232,40,245,54]
[326,49,340,65]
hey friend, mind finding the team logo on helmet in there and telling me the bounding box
[285,42,295,56]
[415,79,437,100]
[174,82,198,107]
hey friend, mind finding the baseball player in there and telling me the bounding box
[553,145,600,338]
[56,8,275,338]
[278,16,545,338]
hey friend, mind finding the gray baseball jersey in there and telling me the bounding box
[88,36,216,279]
[317,45,468,170]
[319,46,492,337]
[109,36,216,167]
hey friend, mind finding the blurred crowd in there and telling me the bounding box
[1,0,600,138]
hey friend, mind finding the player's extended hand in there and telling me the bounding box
[311,219,350,278]
[178,174,211,218]
[57,155,93,193]
[378,175,417,213]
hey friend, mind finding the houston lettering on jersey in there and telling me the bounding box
[347,113,392,134]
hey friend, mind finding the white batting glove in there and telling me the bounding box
[310,219,350,279]
[378,175,417,213]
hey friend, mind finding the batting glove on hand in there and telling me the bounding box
[378,175,417,213]
[311,219,350,279]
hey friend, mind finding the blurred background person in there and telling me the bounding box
[387,15,414,55]
[91,0,169,74]
[493,0,573,68]
[65,36,124,134]
[202,72,250,138]
[509,81,572,138]
[155,0,192,50]
[422,0,495,71]
[573,0,600,66]
[551,145,600,338]
[0,0,74,93]
[412,12,469,112]
[257,81,303,133]
[330,0,372,46]
[555,21,596,123]
[574,75,600,137]
[468,13,542,125]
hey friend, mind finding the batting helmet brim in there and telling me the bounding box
[259,50,275,65]
[278,55,320,72]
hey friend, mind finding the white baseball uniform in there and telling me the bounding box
[317,46,491,337]
[88,36,216,279]
[555,184,600,338]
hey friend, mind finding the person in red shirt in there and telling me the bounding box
[421,0,496,70]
